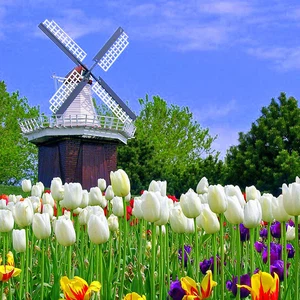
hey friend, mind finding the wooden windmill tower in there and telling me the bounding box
[19,20,136,189]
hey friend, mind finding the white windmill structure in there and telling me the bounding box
[19,19,136,188]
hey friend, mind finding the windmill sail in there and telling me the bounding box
[39,19,87,66]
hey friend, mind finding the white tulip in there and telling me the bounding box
[89,187,107,207]
[97,178,106,192]
[32,213,51,239]
[155,195,169,226]
[286,225,295,240]
[30,196,42,213]
[8,194,17,203]
[88,214,110,244]
[243,199,262,228]
[112,196,124,217]
[197,204,220,234]
[169,205,188,233]
[78,208,89,226]
[12,229,26,252]
[272,195,291,222]
[42,204,54,219]
[148,180,167,197]
[50,177,64,201]
[60,183,83,210]
[141,191,161,223]
[110,169,130,197]
[208,184,227,214]
[0,199,6,209]
[224,195,244,225]
[124,192,131,202]
[0,210,14,232]
[259,193,274,222]
[132,197,144,219]
[246,185,261,201]
[42,193,55,207]
[21,179,32,193]
[107,214,119,232]
[36,182,45,193]
[14,198,34,228]
[185,217,195,233]
[31,184,42,198]
[105,185,114,201]
[54,215,76,246]
[196,177,209,194]
[80,190,89,208]
[225,185,245,208]
[282,182,300,216]
[180,189,201,218]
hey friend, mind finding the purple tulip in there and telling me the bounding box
[239,223,250,242]
[178,245,192,267]
[168,280,186,300]
[286,243,295,258]
[226,274,251,298]
[259,227,268,239]
[254,241,265,253]
[262,242,282,264]
[271,260,290,282]
[270,221,281,238]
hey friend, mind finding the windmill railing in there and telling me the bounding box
[19,114,136,138]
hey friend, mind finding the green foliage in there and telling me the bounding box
[0,81,39,185]
[117,95,221,196]
[224,93,300,194]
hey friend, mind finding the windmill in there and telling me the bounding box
[19,19,136,189]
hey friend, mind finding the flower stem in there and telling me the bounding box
[295,216,299,300]
[151,222,157,300]
[281,222,287,296]
[249,228,255,274]
[219,213,225,300]
[267,223,271,273]
[119,198,128,299]
[68,245,72,278]
[41,241,45,300]
[194,218,199,281]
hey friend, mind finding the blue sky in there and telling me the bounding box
[1,0,300,158]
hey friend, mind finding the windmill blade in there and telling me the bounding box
[49,69,86,114]
[39,19,87,66]
[93,27,129,72]
[92,76,136,123]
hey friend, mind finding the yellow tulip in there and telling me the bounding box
[237,271,279,300]
[60,276,101,300]
[110,169,130,197]
[124,292,146,299]
[180,270,217,299]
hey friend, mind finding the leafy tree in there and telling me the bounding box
[117,95,220,196]
[0,81,39,185]
[224,93,300,195]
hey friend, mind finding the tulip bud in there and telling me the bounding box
[42,204,54,219]
[108,214,119,232]
[98,178,106,192]
[89,187,107,207]
[105,185,114,201]
[180,189,201,218]
[169,205,188,233]
[22,179,32,193]
[246,185,261,201]
[148,180,167,197]
[197,204,220,234]
[54,215,76,246]
[14,198,34,228]
[50,177,64,201]
[272,195,291,222]
[0,199,6,209]
[224,195,244,225]
[243,199,262,228]
[32,213,51,239]
[225,185,245,208]
[259,193,274,222]
[282,182,300,216]
[0,210,14,232]
[132,197,143,219]
[208,184,227,214]
[31,185,42,198]
[13,229,26,253]
[36,182,45,194]
[154,195,169,226]
[42,193,55,207]
[112,196,124,217]
[80,190,89,208]
[141,191,161,223]
[124,192,131,202]
[196,177,209,194]
[110,169,130,197]
[88,214,110,244]
[286,225,295,241]
[60,183,83,210]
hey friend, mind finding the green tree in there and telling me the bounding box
[117,95,220,196]
[224,93,300,195]
[0,81,39,185]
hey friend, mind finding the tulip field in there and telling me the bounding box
[0,171,300,299]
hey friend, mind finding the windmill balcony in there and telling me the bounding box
[19,114,136,145]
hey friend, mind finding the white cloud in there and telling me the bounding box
[199,1,253,16]
[247,47,300,71]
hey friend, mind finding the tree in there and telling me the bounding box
[224,93,300,195]
[117,95,220,196]
[0,81,40,185]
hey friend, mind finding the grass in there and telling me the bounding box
[0,185,27,196]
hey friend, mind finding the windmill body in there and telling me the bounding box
[19,20,136,189]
